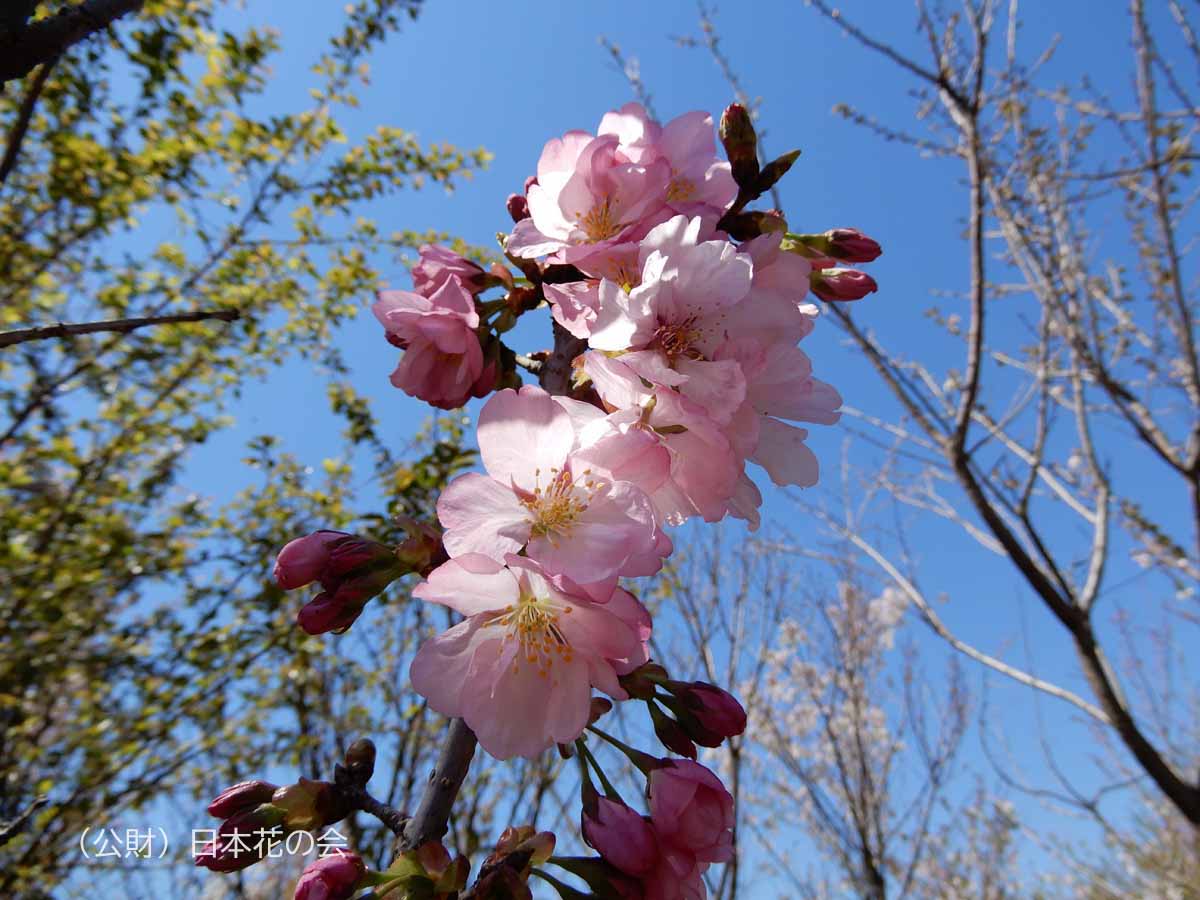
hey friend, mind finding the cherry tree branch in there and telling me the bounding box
[0,55,57,186]
[0,309,240,349]
[0,0,145,84]
[397,717,477,851]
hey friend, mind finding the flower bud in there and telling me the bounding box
[277,531,407,636]
[297,591,366,635]
[582,796,659,877]
[719,103,759,187]
[506,192,530,222]
[810,267,879,302]
[785,228,881,264]
[274,531,348,590]
[294,851,366,900]
[825,228,882,263]
[648,760,734,865]
[195,803,286,872]
[668,681,747,743]
[342,738,376,783]
[648,702,697,759]
[206,779,279,819]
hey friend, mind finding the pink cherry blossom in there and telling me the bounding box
[580,353,743,525]
[409,554,646,759]
[712,337,841,488]
[373,276,491,409]
[507,131,671,264]
[588,216,754,424]
[599,103,737,218]
[436,386,668,583]
[649,759,735,865]
[410,244,489,297]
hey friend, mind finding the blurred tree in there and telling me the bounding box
[0,2,521,895]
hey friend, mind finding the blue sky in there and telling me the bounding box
[89,0,1197,894]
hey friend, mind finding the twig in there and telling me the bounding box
[0,309,240,349]
[345,785,408,836]
[0,795,47,847]
[0,0,145,84]
[0,55,57,186]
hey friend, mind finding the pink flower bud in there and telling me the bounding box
[506,192,530,222]
[582,797,660,877]
[412,244,488,298]
[273,531,348,590]
[648,760,734,864]
[294,852,366,900]
[276,532,405,635]
[825,228,882,263]
[672,682,747,742]
[648,702,697,759]
[195,804,285,872]
[206,779,279,818]
[810,267,878,302]
[298,589,376,634]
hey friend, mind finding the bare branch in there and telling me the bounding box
[0,309,241,350]
[0,55,56,186]
[0,0,145,84]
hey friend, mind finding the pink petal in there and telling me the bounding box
[477,386,574,489]
[751,417,820,487]
[437,472,529,560]
[412,554,519,617]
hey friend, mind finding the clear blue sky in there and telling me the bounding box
[126,0,1193,894]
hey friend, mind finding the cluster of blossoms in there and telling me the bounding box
[249,101,879,899]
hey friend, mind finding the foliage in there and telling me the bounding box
[0,1,504,894]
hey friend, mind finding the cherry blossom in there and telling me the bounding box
[436,385,668,583]
[373,276,494,409]
[409,554,648,759]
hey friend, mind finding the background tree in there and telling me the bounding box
[0,2,526,895]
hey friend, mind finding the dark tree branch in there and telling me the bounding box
[0,0,145,84]
[0,55,56,186]
[0,796,47,848]
[0,309,240,349]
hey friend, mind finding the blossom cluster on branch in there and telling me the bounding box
[207,100,879,899]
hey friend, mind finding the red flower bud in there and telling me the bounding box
[206,779,279,818]
[671,682,747,742]
[506,192,530,222]
[648,702,697,759]
[811,267,878,302]
[825,228,882,263]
